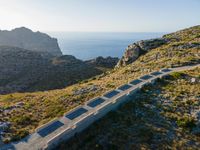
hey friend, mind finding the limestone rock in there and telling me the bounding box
[116,38,167,67]
[0,27,62,57]
[73,85,100,95]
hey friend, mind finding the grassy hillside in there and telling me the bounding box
[0,25,200,143]
[58,67,200,150]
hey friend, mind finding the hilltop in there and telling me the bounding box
[0,25,199,144]
[0,27,62,57]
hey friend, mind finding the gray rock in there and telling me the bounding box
[73,85,100,95]
[15,102,25,108]
[174,43,200,50]
[116,38,167,67]
[191,78,196,83]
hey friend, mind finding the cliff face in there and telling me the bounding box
[116,38,168,67]
[0,27,62,57]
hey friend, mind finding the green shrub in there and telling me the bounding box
[3,138,10,144]
[11,129,29,141]
[11,115,32,126]
[106,83,115,88]
[170,72,184,79]
[186,100,194,105]
[176,117,196,130]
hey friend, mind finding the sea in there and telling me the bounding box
[48,32,165,60]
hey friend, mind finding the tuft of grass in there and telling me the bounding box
[170,72,184,79]
[176,116,196,130]
[11,129,29,142]
[106,83,115,88]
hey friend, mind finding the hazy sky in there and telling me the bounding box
[0,0,200,32]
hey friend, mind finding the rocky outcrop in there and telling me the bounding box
[116,38,168,67]
[72,85,101,96]
[86,56,119,69]
[0,27,62,57]
[117,25,200,68]
[0,46,102,94]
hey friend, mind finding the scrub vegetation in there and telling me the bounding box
[58,68,200,150]
[0,25,200,143]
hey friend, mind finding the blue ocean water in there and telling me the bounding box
[48,32,165,60]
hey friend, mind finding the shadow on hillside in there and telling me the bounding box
[0,67,104,95]
[0,133,35,150]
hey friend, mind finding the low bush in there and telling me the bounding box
[106,83,115,88]
[11,129,29,141]
[176,116,196,130]
[11,115,32,126]
[170,72,184,79]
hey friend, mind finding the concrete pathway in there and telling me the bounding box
[1,64,200,150]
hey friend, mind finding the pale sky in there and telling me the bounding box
[0,0,200,32]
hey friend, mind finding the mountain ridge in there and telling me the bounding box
[0,27,62,56]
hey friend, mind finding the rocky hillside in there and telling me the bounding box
[0,27,62,57]
[86,56,119,70]
[0,25,199,144]
[116,25,200,67]
[58,68,200,150]
[0,46,102,94]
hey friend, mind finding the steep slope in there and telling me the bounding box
[0,25,199,143]
[0,27,62,56]
[0,46,102,94]
[58,67,200,150]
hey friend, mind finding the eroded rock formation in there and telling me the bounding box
[116,38,168,67]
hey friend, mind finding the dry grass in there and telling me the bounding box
[57,67,200,150]
[0,25,200,142]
